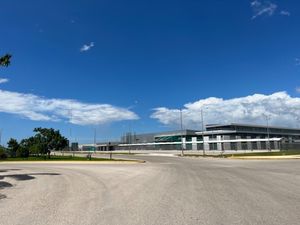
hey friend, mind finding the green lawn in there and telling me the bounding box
[182,150,300,158]
[227,150,300,157]
[93,152,137,155]
[0,155,127,162]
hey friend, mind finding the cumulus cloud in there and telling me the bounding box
[0,89,138,125]
[280,10,291,16]
[0,78,9,84]
[250,1,278,19]
[80,42,94,52]
[151,92,300,129]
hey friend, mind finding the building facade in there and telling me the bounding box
[117,123,300,151]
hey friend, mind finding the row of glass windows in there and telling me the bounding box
[155,134,300,144]
[207,125,300,135]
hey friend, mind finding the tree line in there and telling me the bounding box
[0,128,69,159]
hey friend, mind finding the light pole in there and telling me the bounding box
[93,127,97,153]
[201,108,206,156]
[68,109,75,156]
[70,127,75,157]
[180,109,184,156]
[296,116,300,129]
[264,114,271,151]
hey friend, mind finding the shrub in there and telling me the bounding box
[0,146,7,159]
[16,146,29,158]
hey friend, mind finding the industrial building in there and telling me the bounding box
[117,123,300,151]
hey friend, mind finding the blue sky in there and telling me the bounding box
[1,0,300,144]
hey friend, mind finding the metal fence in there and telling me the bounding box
[281,143,300,151]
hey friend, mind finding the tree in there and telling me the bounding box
[16,145,29,158]
[7,128,68,159]
[0,146,7,159]
[32,127,68,158]
[0,54,12,67]
[29,144,42,156]
[7,138,19,158]
[19,137,41,156]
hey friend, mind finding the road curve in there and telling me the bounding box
[0,155,299,225]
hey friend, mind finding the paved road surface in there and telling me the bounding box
[0,155,299,225]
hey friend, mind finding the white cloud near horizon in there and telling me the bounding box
[80,42,94,52]
[0,89,138,125]
[250,1,278,19]
[0,78,9,84]
[151,92,300,129]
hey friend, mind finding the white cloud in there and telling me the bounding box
[250,1,278,19]
[280,10,291,16]
[0,78,9,84]
[80,42,94,52]
[151,92,300,129]
[296,88,300,94]
[0,89,138,125]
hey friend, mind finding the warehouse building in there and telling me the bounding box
[118,123,300,151]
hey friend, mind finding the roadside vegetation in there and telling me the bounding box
[181,150,300,158]
[0,127,135,162]
[227,150,300,157]
[1,155,125,161]
[0,127,69,160]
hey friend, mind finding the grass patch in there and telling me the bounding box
[0,155,128,162]
[181,150,300,158]
[181,154,226,158]
[94,152,137,155]
[228,150,300,157]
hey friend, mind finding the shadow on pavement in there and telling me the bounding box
[0,173,60,181]
[0,194,6,199]
[0,169,22,173]
[0,172,61,200]
[0,181,13,189]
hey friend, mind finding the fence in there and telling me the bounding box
[281,142,300,151]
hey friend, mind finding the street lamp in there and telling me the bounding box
[201,108,206,156]
[263,114,271,151]
[93,127,97,153]
[0,129,2,146]
[180,109,184,156]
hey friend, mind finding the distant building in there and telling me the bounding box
[71,142,79,151]
[80,141,120,151]
[118,123,300,151]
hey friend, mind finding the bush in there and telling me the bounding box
[16,146,29,158]
[29,144,41,156]
[0,147,8,159]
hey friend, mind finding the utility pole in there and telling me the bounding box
[94,127,97,153]
[68,109,74,156]
[180,109,184,156]
[70,128,75,157]
[264,114,271,151]
[129,122,132,153]
[201,108,206,156]
[0,129,2,146]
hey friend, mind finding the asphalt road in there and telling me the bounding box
[0,155,299,225]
